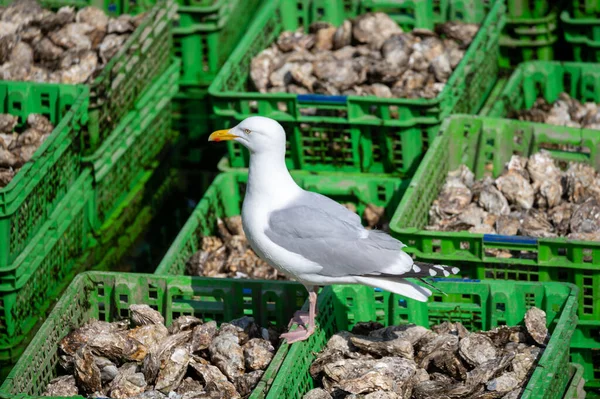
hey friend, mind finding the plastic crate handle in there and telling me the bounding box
[483,234,538,245]
[297,94,348,105]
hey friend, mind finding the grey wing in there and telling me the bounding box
[264,204,412,278]
[298,190,363,227]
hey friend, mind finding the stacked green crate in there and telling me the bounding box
[390,114,599,391]
[480,60,600,395]
[498,0,558,69]
[562,0,600,63]
[77,61,180,274]
[0,0,177,154]
[209,0,504,176]
[0,170,94,378]
[84,61,180,231]
[0,82,88,273]
[0,81,90,377]
[168,0,262,161]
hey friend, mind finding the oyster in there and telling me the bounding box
[428,152,600,240]
[309,313,550,398]
[249,15,479,104]
[0,0,137,85]
[47,304,279,398]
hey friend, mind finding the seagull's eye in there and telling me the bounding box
[243,128,251,134]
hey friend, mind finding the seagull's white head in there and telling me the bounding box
[208,116,286,155]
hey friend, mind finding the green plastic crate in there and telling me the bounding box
[0,82,88,274]
[0,271,308,399]
[173,0,261,87]
[390,115,600,323]
[565,363,587,399]
[0,170,93,371]
[267,280,578,399]
[499,11,559,69]
[0,0,178,153]
[572,348,600,393]
[87,163,180,272]
[561,11,600,63]
[172,86,213,141]
[208,0,505,146]
[155,169,409,276]
[571,0,600,18]
[432,0,491,24]
[570,322,600,392]
[209,0,504,174]
[84,61,179,230]
[506,0,551,18]
[482,61,600,118]
[215,116,443,176]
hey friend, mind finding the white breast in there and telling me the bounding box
[241,197,323,282]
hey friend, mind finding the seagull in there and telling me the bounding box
[208,116,460,343]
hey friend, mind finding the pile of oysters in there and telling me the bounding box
[0,113,54,187]
[0,0,144,84]
[428,151,600,242]
[511,92,600,129]
[304,307,549,399]
[250,13,479,101]
[44,305,278,398]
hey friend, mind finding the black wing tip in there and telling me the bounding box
[411,262,460,278]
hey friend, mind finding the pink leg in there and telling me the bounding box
[281,286,319,344]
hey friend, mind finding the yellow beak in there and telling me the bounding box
[208,129,237,142]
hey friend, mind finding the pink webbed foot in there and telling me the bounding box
[280,325,315,344]
[287,311,310,328]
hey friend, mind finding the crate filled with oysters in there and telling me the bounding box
[390,115,600,323]
[0,272,308,399]
[267,281,579,399]
[209,0,505,125]
[0,0,175,152]
[42,305,280,398]
[485,61,600,128]
[0,0,144,84]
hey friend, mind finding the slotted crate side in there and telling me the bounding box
[484,61,600,118]
[83,0,176,153]
[0,170,93,364]
[216,117,439,175]
[267,280,578,399]
[155,170,409,276]
[499,11,558,69]
[565,363,587,399]
[569,322,600,392]
[174,0,262,87]
[0,82,88,272]
[172,87,213,141]
[505,0,551,18]
[85,61,179,229]
[88,163,180,272]
[561,11,600,64]
[209,0,504,127]
[390,115,600,322]
[570,0,600,18]
[0,271,309,398]
[571,349,600,392]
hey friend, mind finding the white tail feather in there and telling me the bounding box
[355,276,432,302]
